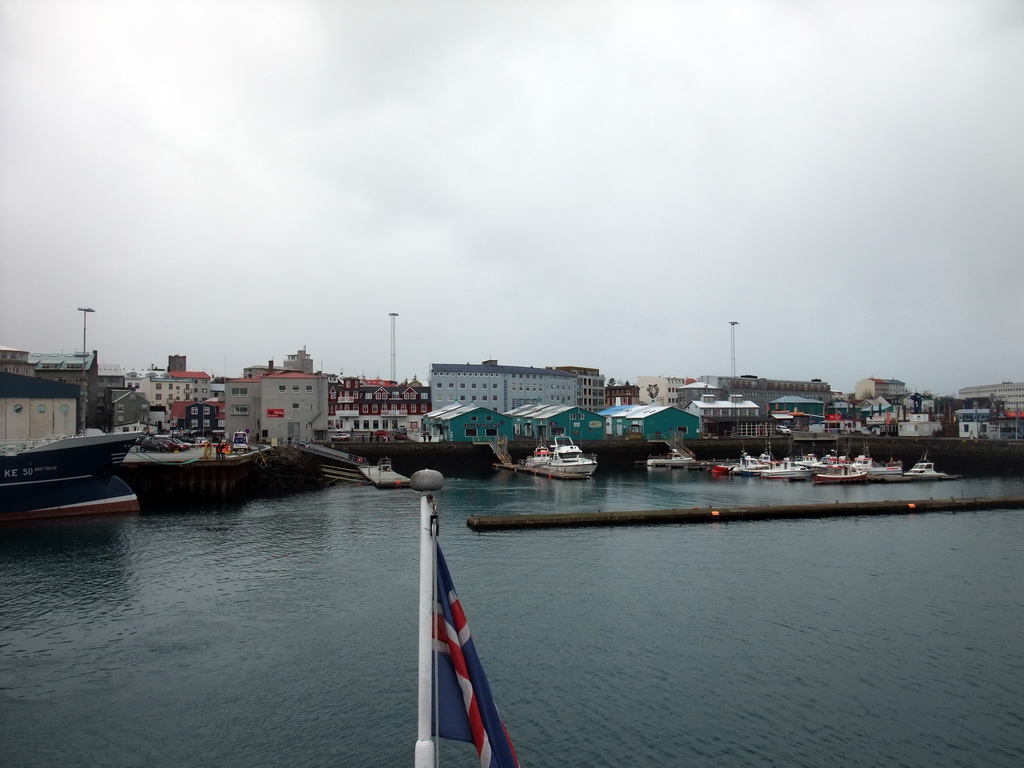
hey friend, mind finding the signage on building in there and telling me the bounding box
[267,408,285,418]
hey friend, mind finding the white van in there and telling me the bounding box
[231,431,250,452]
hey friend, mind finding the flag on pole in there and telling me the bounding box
[433,542,520,768]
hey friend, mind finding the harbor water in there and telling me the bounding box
[4,469,1024,767]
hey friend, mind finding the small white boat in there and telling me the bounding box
[733,451,773,475]
[522,446,552,468]
[903,454,958,480]
[759,459,812,480]
[646,448,695,468]
[545,436,597,477]
[851,453,903,477]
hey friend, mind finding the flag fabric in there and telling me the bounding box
[433,542,520,768]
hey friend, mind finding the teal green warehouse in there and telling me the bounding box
[504,404,606,442]
[598,404,699,440]
[424,403,513,443]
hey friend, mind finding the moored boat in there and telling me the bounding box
[759,459,812,480]
[851,453,903,478]
[545,436,597,477]
[646,448,695,468]
[0,432,141,521]
[903,454,958,481]
[812,464,869,484]
[522,445,552,468]
[734,451,773,476]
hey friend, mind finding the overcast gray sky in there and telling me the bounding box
[2,0,1022,396]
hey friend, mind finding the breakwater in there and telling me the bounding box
[466,495,1024,530]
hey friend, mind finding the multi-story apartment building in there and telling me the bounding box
[170,399,224,435]
[855,377,908,401]
[328,377,432,435]
[0,346,34,376]
[430,361,577,412]
[604,380,641,408]
[126,369,212,409]
[551,365,605,411]
[958,381,1024,412]
[224,371,330,444]
[636,375,695,407]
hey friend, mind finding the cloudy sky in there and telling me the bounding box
[2,1,1021,396]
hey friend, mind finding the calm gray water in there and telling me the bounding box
[3,470,1024,767]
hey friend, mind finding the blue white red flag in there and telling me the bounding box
[433,542,520,768]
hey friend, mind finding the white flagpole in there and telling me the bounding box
[412,469,445,768]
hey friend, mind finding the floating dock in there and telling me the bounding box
[360,458,410,488]
[466,496,1024,530]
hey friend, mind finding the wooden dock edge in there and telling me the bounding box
[466,496,1024,530]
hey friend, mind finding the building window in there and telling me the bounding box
[292,403,299,411]
[231,387,249,397]
[279,385,286,393]
[230,406,249,416]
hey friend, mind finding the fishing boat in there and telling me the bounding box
[545,436,597,477]
[759,458,812,480]
[903,454,958,481]
[733,451,773,476]
[646,448,695,468]
[812,464,869,484]
[522,445,552,468]
[851,453,904,478]
[0,432,141,521]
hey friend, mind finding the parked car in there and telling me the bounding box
[331,432,352,441]
[391,431,409,441]
[137,435,173,452]
[373,429,391,441]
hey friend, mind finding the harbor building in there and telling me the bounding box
[685,393,763,437]
[0,371,79,441]
[598,404,700,441]
[423,403,513,443]
[430,361,577,412]
[505,403,606,442]
[698,374,830,412]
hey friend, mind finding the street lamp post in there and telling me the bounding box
[729,321,738,377]
[78,307,95,433]
[389,312,399,383]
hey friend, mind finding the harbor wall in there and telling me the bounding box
[117,437,1024,508]
[335,436,1024,476]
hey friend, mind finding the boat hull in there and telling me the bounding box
[1,433,141,521]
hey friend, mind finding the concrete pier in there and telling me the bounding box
[466,496,1024,530]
